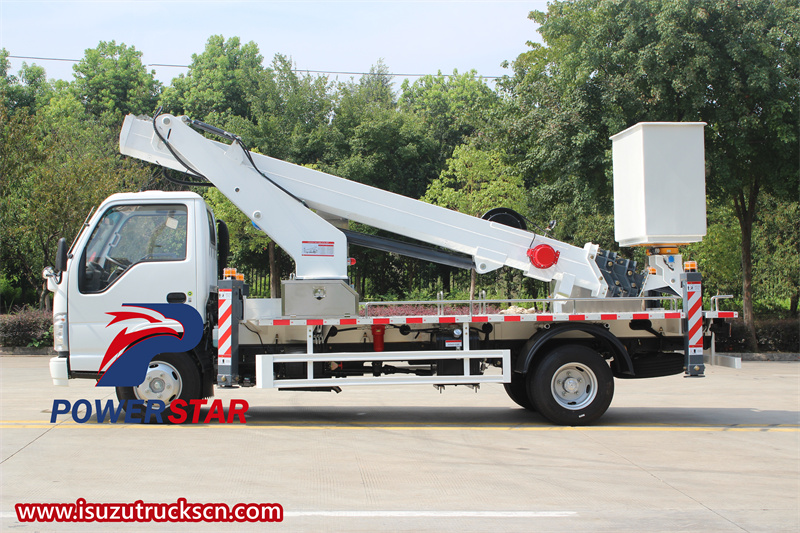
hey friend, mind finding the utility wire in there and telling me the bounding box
[7,55,503,79]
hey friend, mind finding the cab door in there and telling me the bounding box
[67,201,200,373]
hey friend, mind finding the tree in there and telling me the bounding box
[1,50,54,113]
[752,195,799,316]
[501,0,799,347]
[72,41,161,122]
[423,144,529,298]
[161,35,263,120]
[319,62,439,200]
[400,70,499,166]
[0,98,151,308]
[235,54,335,163]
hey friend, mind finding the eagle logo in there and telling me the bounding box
[95,303,203,388]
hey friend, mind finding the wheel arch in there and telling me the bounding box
[513,323,634,377]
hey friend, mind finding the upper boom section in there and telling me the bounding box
[119,114,609,296]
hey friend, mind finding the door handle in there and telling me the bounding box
[167,292,187,304]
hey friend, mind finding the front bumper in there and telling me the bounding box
[49,356,69,386]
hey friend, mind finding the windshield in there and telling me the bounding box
[79,204,188,294]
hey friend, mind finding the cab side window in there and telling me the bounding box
[79,204,188,294]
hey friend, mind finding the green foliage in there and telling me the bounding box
[234,54,335,163]
[0,96,151,306]
[752,195,799,315]
[685,203,742,300]
[0,307,53,347]
[423,144,527,217]
[0,273,23,312]
[335,108,438,199]
[203,188,270,261]
[2,23,796,326]
[400,70,499,165]
[1,50,54,113]
[161,35,263,120]
[72,41,161,123]
[500,0,799,341]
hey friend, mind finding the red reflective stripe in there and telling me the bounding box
[718,312,735,318]
[218,305,232,326]
[536,315,553,322]
[218,330,231,353]
[340,319,357,325]
[504,316,521,322]
[665,312,681,319]
[439,317,457,323]
[371,318,390,325]
[688,321,703,345]
[600,314,617,321]
[405,317,424,324]
[568,314,585,321]
[689,297,703,319]
[633,313,650,320]
[307,319,324,326]
[273,320,291,326]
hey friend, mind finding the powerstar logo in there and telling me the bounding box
[95,303,203,388]
[51,303,249,424]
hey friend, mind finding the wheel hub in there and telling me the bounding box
[134,362,182,402]
[562,375,580,394]
[148,376,166,394]
[551,363,598,410]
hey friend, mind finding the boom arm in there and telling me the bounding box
[120,114,609,297]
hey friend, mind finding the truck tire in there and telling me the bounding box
[527,345,613,426]
[116,352,202,423]
[504,372,536,411]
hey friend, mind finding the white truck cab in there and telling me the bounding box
[48,192,217,384]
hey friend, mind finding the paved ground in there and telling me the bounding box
[1,357,798,532]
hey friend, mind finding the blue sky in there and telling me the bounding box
[1,0,547,89]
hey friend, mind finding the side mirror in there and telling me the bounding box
[55,238,68,273]
[216,220,230,280]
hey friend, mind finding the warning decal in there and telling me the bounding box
[301,241,335,257]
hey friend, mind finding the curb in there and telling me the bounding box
[727,352,800,362]
[0,347,57,356]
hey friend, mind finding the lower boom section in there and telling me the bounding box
[256,350,511,389]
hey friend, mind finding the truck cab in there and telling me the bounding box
[48,191,218,393]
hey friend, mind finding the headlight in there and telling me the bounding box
[53,313,68,352]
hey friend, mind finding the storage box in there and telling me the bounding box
[281,279,359,318]
[610,122,707,247]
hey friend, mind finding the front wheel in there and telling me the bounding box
[116,352,202,422]
[528,345,613,426]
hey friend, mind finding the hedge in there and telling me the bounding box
[0,308,53,348]
[716,318,799,353]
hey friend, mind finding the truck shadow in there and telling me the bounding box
[218,405,798,429]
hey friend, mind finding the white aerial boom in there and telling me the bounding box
[120,114,609,298]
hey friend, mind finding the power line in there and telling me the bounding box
[7,55,503,80]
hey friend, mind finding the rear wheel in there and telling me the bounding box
[116,352,202,423]
[504,372,536,411]
[528,345,614,426]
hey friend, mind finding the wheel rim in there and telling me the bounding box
[133,361,182,402]
[550,362,598,410]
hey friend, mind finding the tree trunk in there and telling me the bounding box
[440,265,451,294]
[469,268,477,300]
[268,241,280,299]
[353,269,363,301]
[39,282,51,311]
[733,182,760,351]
